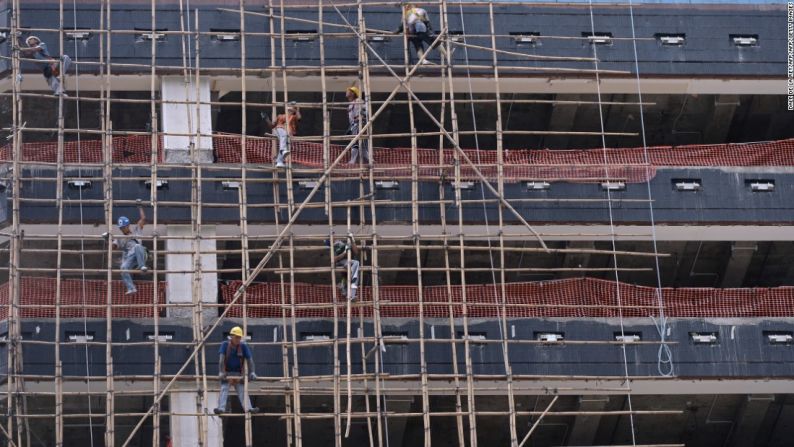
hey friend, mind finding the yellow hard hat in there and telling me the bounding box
[347,86,361,98]
[230,326,244,337]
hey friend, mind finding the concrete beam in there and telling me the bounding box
[12,378,794,396]
[726,394,774,447]
[0,75,787,96]
[566,396,609,446]
[720,241,757,288]
[13,223,794,242]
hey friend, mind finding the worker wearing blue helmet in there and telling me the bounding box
[103,199,148,294]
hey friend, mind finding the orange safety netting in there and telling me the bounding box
[4,276,791,320]
[0,135,160,164]
[0,277,166,319]
[214,136,794,183]
[221,278,794,319]
[2,135,793,183]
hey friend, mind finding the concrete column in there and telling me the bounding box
[544,94,579,149]
[161,76,213,163]
[385,397,414,447]
[703,95,739,144]
[727,394,774,447]
[558,241,595,279]
[566,396,609,445]
[166,225,218,322]
[721,241,757,288]
[170,391,223,447]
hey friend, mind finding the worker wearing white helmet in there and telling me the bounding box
[214,326,260,414]
[20,35,72,96]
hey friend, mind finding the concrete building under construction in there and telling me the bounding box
[0,0,793,445]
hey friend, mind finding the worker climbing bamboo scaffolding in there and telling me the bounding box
[19,36,72,96]
[327,234,361,301]
[103,199,149,295]
[395,3,443,65]
[346,86,371,165]
[265,101,301,168]
[214,326,260,415]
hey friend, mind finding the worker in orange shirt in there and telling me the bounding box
[265,102,301,168]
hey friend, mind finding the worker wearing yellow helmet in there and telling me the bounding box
[213,326,260,414]
[346,86,370,165]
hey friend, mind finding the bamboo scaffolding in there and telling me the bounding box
[2,1,692,445]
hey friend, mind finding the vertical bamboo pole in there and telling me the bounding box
[7,0,23,445]
[278,2,303,445]
[268,7,295,446]
[358,12,376,446]
[53,0,66,445]
[436,4,465,445]
[148,9,162,447]
[237,1,256,446]
[148,0,162,438]
[404,9,433,444]
[438,0,478,444]
[342,206,352,442]
[103,0,116,442]
[315,3,343,444]
[6,0,18,440]
[488,4,518,445]
[193,11,214,447]
[176,1,207,445]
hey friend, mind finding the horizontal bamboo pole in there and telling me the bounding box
[7,124,638,138]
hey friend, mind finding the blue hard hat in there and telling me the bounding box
[117,216,130,228]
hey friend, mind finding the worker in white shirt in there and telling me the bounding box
[396,3,438,65]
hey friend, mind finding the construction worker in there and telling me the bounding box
[266,102,301,168]
[103,199,148,295]
[395,3,437,64]
[214,326,260,414]
[20,36,72,96]
[326,234,361,301]
[346,86,370,165]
